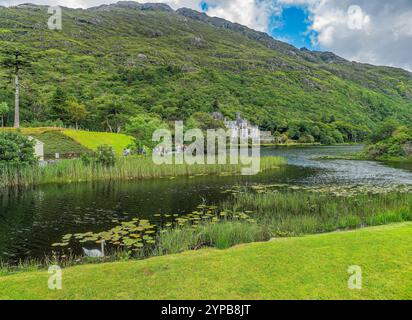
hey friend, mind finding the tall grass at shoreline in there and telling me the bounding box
[223,191,412,236]
[2,189,412,274]
[154,221,270,256]
[0,156,285,189]
[154,190,412,257]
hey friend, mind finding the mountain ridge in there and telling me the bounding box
[92,2,411,74]
[0,2,411,143]
[10,1,412,74]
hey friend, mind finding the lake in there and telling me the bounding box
[2,145,412,262]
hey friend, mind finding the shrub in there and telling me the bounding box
[298,134,315,144]
[80,153,92,166]
[125,114,168,148]
[95,144,116,167]
[0,131,36,165]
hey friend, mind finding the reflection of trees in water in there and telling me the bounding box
[4,145,393,262]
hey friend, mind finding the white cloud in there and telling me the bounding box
[205,0,279,32]
[0,0,280,32]
[278,0,412,71]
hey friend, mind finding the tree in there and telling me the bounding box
[49,86,69,122]
[66,100,87,129]
[0,131,36,165]
[93,94,134,133]
[95,144,116,167]
[0,45,32,128]
[125,113,168,148]
[186,112,225,131]
[369,119,400,144]
[0,102,9,127]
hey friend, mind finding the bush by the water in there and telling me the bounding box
[0,131,36,165]
[365,120,412,160]
[95,144,116,167]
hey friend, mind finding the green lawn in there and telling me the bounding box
[1,127,135,157]
[1,223,412,300]
[63,130,135,155]
[1,127,91,158]
[32,131,91,158]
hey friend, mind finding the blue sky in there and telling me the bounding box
[269,6,317,50]
[200,2,318,50]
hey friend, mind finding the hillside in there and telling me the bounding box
[1,222,412,300]
[1,2,412,143]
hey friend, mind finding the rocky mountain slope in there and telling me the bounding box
[0,2,411,141]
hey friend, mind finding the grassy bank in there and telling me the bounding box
[149,189,412,259]
[0,156,285,188]
[224,189,412,236]
[1,127,135,156]
[0,127,91,158]
[63,130,135,155]
[1,222,411,300]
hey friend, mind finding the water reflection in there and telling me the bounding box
[263,145,412,185]
[2,145,412,261]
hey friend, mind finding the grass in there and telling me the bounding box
[1,222,411,300]
[1,127,91,158]
[224,190,412,236]
[32,131,90,158]
[1,127,135,156]
[63,129,135,155]
[0,156,285,188]
[154,221,270,255]
[0,127,63,135]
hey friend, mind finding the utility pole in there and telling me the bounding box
[0,46,31,129]
[14,58,20,128]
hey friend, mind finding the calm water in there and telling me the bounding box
[2,145,412,262]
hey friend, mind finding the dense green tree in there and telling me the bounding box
[0,45,32,128]
[49,87,69,122]
[369,119,400,144]
[298,134,315,144]
[95,144,116,167]
[0,131,36,165]
[125,113,168,148]
[187,112,225,131]
[0,102,9,127]
[66,100,87,129]
[93,95,135,133]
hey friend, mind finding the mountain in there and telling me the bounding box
[0,2,411,143]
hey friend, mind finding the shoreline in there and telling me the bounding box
[1,222,411,300]
[0,156,285,189]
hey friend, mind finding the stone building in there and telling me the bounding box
[213,112,273,142]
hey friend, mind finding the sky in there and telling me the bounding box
[1,0,411,71]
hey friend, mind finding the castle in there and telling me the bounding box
[212,112,274,143]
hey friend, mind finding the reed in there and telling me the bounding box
[0,156,285,189]
[3,189,411,272]
[223,191,412,236]
[153,221,270,256]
